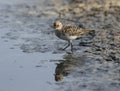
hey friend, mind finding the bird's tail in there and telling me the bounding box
[85,29,96,37]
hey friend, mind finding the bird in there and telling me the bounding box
[53,20,95,52]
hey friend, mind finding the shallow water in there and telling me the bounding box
[0,1,63,91]
[0,18,63,91]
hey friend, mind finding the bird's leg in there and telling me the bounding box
[70,40,73,52]
[63,41,70,50]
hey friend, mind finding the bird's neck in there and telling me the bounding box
[55,26,63,30]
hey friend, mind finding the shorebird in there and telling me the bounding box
[53,20,95,52]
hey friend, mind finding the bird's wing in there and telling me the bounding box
[62,25,89,36]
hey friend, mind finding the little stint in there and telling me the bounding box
[53,20,95,52]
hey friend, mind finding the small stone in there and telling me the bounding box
[73,8,81,14]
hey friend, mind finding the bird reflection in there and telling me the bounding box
[55,53,84,81]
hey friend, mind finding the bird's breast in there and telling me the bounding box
[55,30,79,40]
[55,31,69,40]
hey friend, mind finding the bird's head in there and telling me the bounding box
[53,21,63,30]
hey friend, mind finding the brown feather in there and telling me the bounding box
[62,25,90,36]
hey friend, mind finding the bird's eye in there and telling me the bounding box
[54,23,57,27]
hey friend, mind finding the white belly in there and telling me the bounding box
[55,31,78,40]
[67,35,78,40]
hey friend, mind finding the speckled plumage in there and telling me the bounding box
[53,20,94,52]
[61,25,90,38]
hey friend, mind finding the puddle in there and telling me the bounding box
[0,1,62,91]
[0,26,64,91]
